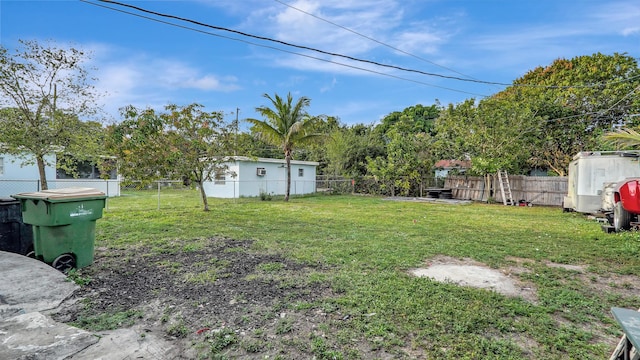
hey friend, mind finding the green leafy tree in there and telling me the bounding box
[367,130,430,196]
[56,119,111,178]
[434,98,539,198]
[324,123,386,181]
[376,104,441,135]
[162,104,232,211]
[234,132,281,159]
[367,113,436,196]
[291,115,341,174]
[0,40,102,189]
[246,92,322,201]
[498,53,640,175]
[107,104,232,211]
[106,106,169,182]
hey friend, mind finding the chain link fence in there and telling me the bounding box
[0,179,120,198]
[1,175,443,211]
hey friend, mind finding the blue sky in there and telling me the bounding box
[1,0,639,128]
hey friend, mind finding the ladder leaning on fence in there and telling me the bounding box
[497,170,514,206]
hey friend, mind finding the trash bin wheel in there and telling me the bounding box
[52,253,76,273]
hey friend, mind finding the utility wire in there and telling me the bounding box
[80,0,488,96]
[92,0,500,84]
[89,0,638,90]
[80,0,640,129]
[272,0,482,83]
[545,85,640,124]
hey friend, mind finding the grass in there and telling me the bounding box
[70,308,144,331]
[94,190,640,359]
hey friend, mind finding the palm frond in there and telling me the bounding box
[604,128,640,149]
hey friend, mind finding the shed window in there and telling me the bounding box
[214,171,226,185]
[298,168,304,177]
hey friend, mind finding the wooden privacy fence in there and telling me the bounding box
[444,175,567,207]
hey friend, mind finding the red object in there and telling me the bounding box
[616,178,640,214]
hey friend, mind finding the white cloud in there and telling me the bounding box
[591,1,640,36]
[394,29,443,55]
[176,1,457,80]
[270,0,397,54]
[157,61,240,91]
[320,77,337,93]
[88,45,242,120]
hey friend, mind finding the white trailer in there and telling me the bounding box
[563,151,640,214]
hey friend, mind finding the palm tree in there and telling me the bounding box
[604,128,640,149]
[247,92,319,201]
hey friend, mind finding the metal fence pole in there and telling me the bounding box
[157,181,161,210]
[105,179,109,211]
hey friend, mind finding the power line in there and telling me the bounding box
[85,0,640,91]
[80,0,488,96]
[92,0,504,85]
[542,84,640,124]
[272,0,482,83]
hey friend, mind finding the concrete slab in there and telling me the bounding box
[0,251,182,359]
[0,312,98,359]
[409,258,538,304]
[70,326,181,360]
[410,264,521,296]
[0,251,78,320]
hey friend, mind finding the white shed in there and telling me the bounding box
[203,156,319,198]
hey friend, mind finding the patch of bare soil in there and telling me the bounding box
[53,238,353,359]
[506,256,640,299]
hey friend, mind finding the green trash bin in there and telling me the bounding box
[12,187,107,272]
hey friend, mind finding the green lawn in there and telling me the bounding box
[88,191,640,359]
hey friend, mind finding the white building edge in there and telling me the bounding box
[0,153,120,197]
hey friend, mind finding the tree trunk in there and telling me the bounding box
[547,162,566,176]
[36,155,48,190]
[285,150,291,202]
[198,180,210,211]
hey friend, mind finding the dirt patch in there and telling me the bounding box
[410,256,640,305]
[53,238,349,359]
[506,256,640,299]
[409,256,538,303]
[544,261,587,273]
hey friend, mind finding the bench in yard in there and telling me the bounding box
[611,307,640,360]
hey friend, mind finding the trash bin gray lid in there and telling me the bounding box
[0,197,18,203]
[13,187,106,200]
